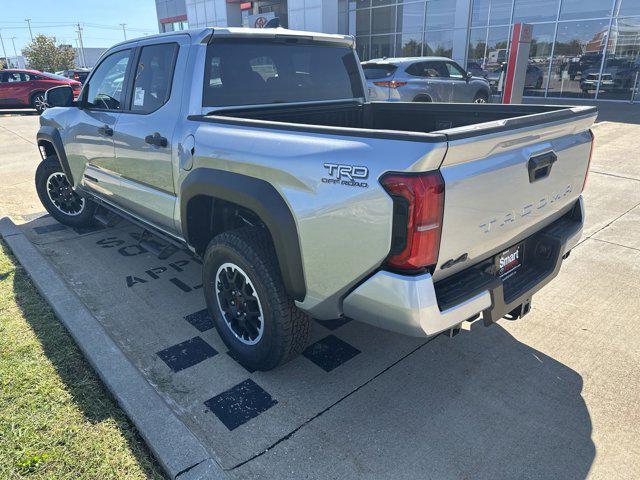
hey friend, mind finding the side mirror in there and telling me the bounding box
[466,71,473,81]
[45,85,75,108]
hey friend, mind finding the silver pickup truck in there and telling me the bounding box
[35,27,596,371]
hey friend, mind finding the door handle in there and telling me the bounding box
[528,151,557,182]
[145,132,168,148]
[98,125,113,136]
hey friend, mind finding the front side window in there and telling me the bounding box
[84,49,131,110]
[445,62,466,79]
[203,40,364,108]
[131,43,178,113]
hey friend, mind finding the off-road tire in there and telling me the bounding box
[35,156,96,227]
[202,226,310,371]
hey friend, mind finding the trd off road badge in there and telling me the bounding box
[322,163,369,188]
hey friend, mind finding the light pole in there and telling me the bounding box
[0,30,9,68]
[25,18,34,41]
[120,23,127,40]
[76,23,86,68]
[10,36,18,68]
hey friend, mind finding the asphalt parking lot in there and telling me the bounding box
[1,107,639,479]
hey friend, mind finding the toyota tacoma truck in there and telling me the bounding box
[35,27,596,371]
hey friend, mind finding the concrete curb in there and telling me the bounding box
[0,217,227,480]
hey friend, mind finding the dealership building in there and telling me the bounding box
[155,0,640,102]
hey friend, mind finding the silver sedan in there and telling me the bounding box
[363,57,491,103]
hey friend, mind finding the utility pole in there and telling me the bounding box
[120,23,127,40]
[0,30,9,68]
[76,23,87,69]
[25,18,33,41]
[10,37,19,68]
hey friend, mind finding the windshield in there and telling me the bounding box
[203,39,364,109]
[362,64,397,80]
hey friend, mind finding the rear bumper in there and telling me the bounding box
[343,197,584,337]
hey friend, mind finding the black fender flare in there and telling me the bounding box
[180,168,306,301]
[36,126,74,184]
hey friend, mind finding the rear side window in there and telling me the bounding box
[131,43,179,113]
[85,49,131,110]
[362,64,397,79]
[424,61,449,78]
[203,39,364,108]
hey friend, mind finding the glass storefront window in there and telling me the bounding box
[616,0,640,17]
[513,0,560,24]
[396,32,423,57]
[560,0,615,21]
[523,23,556,96]
[371,5,396,34]
[547,19,609,98]
[397,2,425,33]
[356,8,371,35]
[471,0,513,27]
[425,0,456,30]
[424,29,454,57]
[371,34,395,58]
[598,17,640,100]
[356,36,370,60]
[467,26,510,90]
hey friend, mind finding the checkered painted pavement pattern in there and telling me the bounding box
[21,214,427,469]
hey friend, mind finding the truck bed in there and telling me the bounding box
[204,101,594,139]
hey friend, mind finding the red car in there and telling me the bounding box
[0,69,82,113]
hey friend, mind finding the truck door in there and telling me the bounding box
[109,36,188,231]
[62,47,134,193]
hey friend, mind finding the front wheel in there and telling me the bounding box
[473,91,489,103]
[202,227,310,371]
[35,156,96,227]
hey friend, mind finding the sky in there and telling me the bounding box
[0,0,159,59]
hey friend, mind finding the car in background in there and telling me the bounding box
[466,61,489,79]
[486,63,544,92]
[580,64,639,94]
[0,69,82,113]
[362,57,491,103]
[56,68,91,84]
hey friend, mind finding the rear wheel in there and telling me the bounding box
[31,92,47,114]
[35,156,96,227]
[413,95,432,102]
[202,227,310,371]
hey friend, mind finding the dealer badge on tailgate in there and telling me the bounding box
[495,243,523,280]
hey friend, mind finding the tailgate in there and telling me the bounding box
[432,106,596,282]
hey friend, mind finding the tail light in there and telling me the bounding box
[381,171,445,272]
[373,80,407,88]
[583,129,594,191]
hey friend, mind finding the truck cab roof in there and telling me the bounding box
[110,27,354,49]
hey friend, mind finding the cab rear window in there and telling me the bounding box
[362,64,397,80]
[203,39,364,108]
